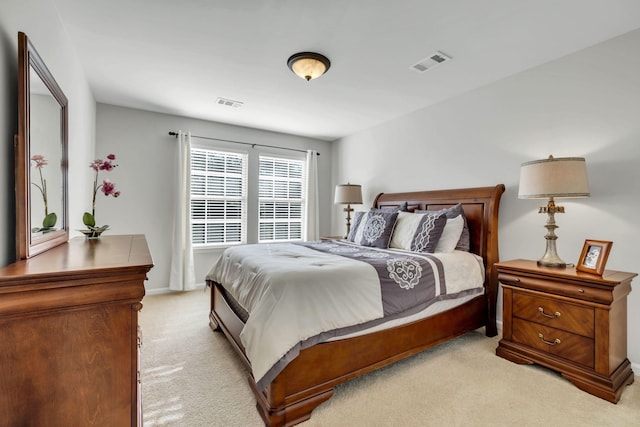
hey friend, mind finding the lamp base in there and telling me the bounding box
[537,198,567,268]
[343,204,354,239]
[537,257,566,268]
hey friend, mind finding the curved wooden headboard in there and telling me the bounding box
[373,184,505,335]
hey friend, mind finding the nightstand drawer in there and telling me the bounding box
[498,272,612,304]
[513,292,594,338]
[512,318,595,368]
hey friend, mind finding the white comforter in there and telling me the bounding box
[207,242,484,387]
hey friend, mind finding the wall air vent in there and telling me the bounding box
[216,97,244,108]
[410,51,452,73]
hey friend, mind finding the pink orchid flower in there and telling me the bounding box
[84,154,121,229]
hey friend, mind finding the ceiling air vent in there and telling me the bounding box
[410,51,451,73]
[216,97,243,108]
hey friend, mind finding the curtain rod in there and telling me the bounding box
[168,131,320,156]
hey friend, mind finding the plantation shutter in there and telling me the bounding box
[258,156,304,242]
[190,149,247,246]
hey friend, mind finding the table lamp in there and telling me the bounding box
[519,155,590,267]
[334,183,362,238]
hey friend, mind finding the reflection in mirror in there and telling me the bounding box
[29,68,63,235]
[16,32,68,259]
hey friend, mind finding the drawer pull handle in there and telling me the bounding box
[538,307,561,319]
[538,333,561,346]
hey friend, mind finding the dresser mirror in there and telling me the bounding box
[16,32,69,259]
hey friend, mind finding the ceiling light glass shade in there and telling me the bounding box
[334,184,362,205]
[519,156,590,199]
[287,52,331,81]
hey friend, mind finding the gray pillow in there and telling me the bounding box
[373,201,408,213]
[347,211,366,242]
[349,203,408,242]
[410,212,447,253]
[357,211,399,248]
[416,203,470,251]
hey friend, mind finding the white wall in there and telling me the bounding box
[332,29,640,369]
[0,0,95,266]
[95,104,333,293]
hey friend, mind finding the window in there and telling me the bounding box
[258,156,305,242]
[190,148,247,246]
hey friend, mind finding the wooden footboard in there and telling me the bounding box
[209,184,505,426]
[265,297,488,426]
[210,281,487,426]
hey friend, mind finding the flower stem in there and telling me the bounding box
[92,170,99,219]
[33,167,49,216]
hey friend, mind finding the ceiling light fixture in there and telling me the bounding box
[287,52,331,81]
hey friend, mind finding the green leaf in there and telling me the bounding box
[83,212,96,227]
[43,212,57,228]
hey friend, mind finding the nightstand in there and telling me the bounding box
[495,259,636,403]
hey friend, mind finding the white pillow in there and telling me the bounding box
[389,211,425,250]
[435,215,464,253]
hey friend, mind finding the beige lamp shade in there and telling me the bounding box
[334,184,362,205]
[519,156,590,199]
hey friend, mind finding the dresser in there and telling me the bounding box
[495,259,636,403]
[0,234,153,426]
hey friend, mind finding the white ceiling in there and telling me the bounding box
[52,0,640,141]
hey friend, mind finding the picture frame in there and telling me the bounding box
[576,239,613,276]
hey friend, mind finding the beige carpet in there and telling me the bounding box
[140,288,640,426]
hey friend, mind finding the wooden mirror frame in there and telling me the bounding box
[16,32,69,259]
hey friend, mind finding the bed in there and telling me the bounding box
[206,184,504,426]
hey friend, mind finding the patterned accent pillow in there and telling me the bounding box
[409,212,447,253]
[357,211,399,248]
[347,211,366,242]
[416,204,470,252]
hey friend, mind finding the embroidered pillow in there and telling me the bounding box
[357,211,398,248]
[347,211,366,242]
[409,212,447,253]
[416,204,470,251]
[434,214,464,253]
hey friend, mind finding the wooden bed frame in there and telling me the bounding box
[207,184,505,426]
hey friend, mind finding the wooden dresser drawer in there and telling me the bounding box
[498,272,612,304]
[512,318,594,368]
[513,292,594,338]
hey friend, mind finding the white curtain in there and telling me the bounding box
[304,149,319,241]
[169,131,196,291]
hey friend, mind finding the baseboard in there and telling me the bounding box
[145,282,206,295]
